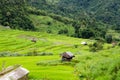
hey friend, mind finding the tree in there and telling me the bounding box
[79,28,95,39]
[0,0,35,30]
[105,34,113,43]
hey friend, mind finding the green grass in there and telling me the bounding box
[0,28,84,80]
[29,14,74,36]
[0,28,119,80]
[0,56,78,80]
[74,48,120,80]
[0,29,91,54]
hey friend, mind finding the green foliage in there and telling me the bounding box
[58,28,68,34]
[76,58,120,80]
[0,0,35,30]
[89,41,103,52]
[0,29,119,80]
[78,28,95,39]
[71,19,107,39]
[0,29,88,54]
[28,0,120,30]
[105,34,113,43]
[29,14,75,36]
[118,43,120,46]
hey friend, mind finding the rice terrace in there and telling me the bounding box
[0,0,120,80]
[0,25,120,80]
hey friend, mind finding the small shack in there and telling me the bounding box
[0,65,29,80]
[31,38,37,43]
[81,42,87,45]
[61,52,75,61]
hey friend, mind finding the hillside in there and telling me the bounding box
[0,28,120,80]
[28,0,120,31]
[0,0,119,41]
[0,26,89,54]
[0,0,120,80]
[29,14,74,36]
[0,0,35,30]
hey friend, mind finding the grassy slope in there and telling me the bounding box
[0,56,78,80]
[0,27,119,80]
[0,27,86,80]
[29,14,74,36]
[0,28,90,54]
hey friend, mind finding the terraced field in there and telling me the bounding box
[0,28,90,54]
[0,28,87,80]
[0,27,120,80]
[0,56,78,80]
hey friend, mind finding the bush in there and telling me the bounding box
[74,44,79,48]
[58,28,68,34]
[79,28,95,39]
[76,58,120,80]
[89,41,103,52]
[118,43,120,46]
[105,34,113,43]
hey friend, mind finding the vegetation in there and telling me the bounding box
[0,28,119,80]
[0,0,35,30]
[75,51,120,80]
[0,0,120,80]
[29,14,74,36]
[0,0,120,41]
[89,41,104,52]
[28,0,120,32]
[27,1,120,41]
[0,27,90,54]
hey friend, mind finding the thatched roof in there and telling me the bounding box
[0,66,29,80]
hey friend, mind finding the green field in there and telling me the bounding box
[0,56,78,80]
[0,28,85,80]
[0,27,89,54]
[0,27,120,80]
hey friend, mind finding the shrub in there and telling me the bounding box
[118,43,120,46]
[76,58,120,80]
[58,28,68,34]
[78,28,95,39]
[105,34,113,43]
[74,44,79,48]
[89,41,103,52]
[47,30,52,33]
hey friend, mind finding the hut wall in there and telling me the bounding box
[18,74,28,80]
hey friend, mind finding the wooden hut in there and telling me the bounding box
[61,52,75,61]
[0,65,29,80]
[31,38,37,43]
